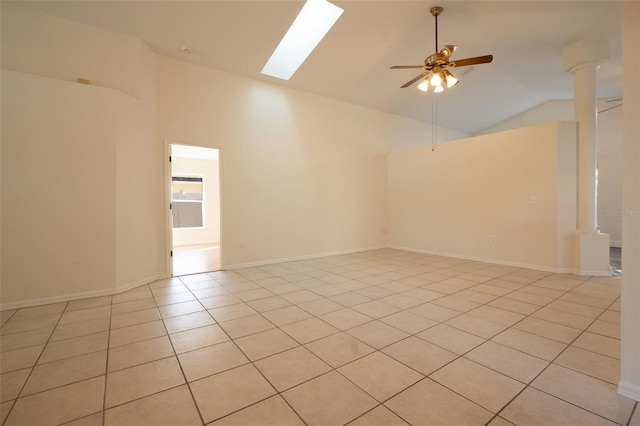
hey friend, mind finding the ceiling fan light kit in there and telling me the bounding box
[391,6,493,93]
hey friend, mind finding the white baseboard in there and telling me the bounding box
[0,274,167,311]
[388,245,574,274]
[173,240,219,247]
[618,381,640,402]
[225,246,387,270]
[610,241,622,248]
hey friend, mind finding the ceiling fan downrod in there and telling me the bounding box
[430,6,443,53]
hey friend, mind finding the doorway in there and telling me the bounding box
[169,144,221,276]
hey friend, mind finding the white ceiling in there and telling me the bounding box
[17,0,623,134]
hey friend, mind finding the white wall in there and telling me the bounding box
[619,0,640,402]
[388,122,578,272]
[480,99,624,244]
[1,4,163,307]
[171,157,221,246]
[157,57,395,268]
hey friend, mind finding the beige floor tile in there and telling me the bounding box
[110,308,161,329]
[305,332,375,368]
[408,302,460,322]
[110,297,156,315]
[504,290,554,306]
[558,293,612,308]
[154,291,197,306]
[599,310,620,324]
[532,307,594,330]
[430,357,525,413]
[109,320,167,348]
[347,321,409,349]
[234,328,299,361]
[487,416,516,426]
[22,350,106,395]
[446,314,509,339]
[210,395,304,426]
[281,290,322,304]
[219,314,275,339]
[150,284,189,296]
[572,332,620,359]
[491,328,566,361]
[169,323,229,354]
[0,327,53,352]
[532,364,635,424]
[107,335,174,372]
[468,306,525,326]
[235,288,275,302]
[417,324,485,354]
[382,336,457,375]
[465,341,549,383]
[514,317,581,343]
[470,283,512,296]
[191,363,276,423]
[255,346,331,391]
[1,345,44,373]
[501,387,617,426]
[348,405,409,425]
[352,300,400,319]
[376,293,423,310]
[283,371,377,425]
[555,346,620,384]
[587,319,620,339]
[488,298,540,315]
[330,292,373,307]
[208,303,258,322]
[385,378,493,426]
[339,352,423,402]
[379,311,438,334]
[320,308,372,330]
[281,317,339,344]
[455,289,499,304]
[178,340,248,381]
[158,300,204,319]
[112,289,153,304]
[11,303,66,319]
[247,296,292,312]
[58,306,111,326]
[432,295,481,313]
[199,293,242,309]
[60,411,103,426]
[38,332,108,364]
[547,300,604,318]
[1,368,31,402]
[0,401,13,424]
[1,313,61,334]
[355,286,395,300]
[50,317,110,342]
[163,310,215,334]
[4,376,104,426]
[297,298,343,315]
[104,385,201,426]
[105,356,185,408]
[630,407,640,426]
[262,306,312,326]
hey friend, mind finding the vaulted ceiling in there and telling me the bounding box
[15,0,623,134]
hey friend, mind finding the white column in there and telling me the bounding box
[572,62,598,232]
[563,39,611,275]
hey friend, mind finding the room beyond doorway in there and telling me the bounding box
[170,144,221,276]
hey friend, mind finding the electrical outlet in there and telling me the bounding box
[152,246,157,256]
[490,235,497,243]
[240,239,246,247]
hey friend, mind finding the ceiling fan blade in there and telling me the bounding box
[401,72,429,88]
[451,55,493,67]
[391,65,427,69]
[437,45,457,61]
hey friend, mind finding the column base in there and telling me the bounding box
[573,231,611,276]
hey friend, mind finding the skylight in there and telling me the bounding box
[261,0,344,80]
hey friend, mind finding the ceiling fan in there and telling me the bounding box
[391,6,494,93]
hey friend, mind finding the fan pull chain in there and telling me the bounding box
[432,93,438,151]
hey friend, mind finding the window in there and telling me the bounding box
[172,176,204,228]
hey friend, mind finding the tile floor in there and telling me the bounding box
[1,249,638,426]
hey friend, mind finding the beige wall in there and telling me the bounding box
[171,156,221,246]
[388,122,577,271]
[1,4,163,307]
[157,57,394,268]
[480,99,624,244]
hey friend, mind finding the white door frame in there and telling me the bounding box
[164,139,224,277]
